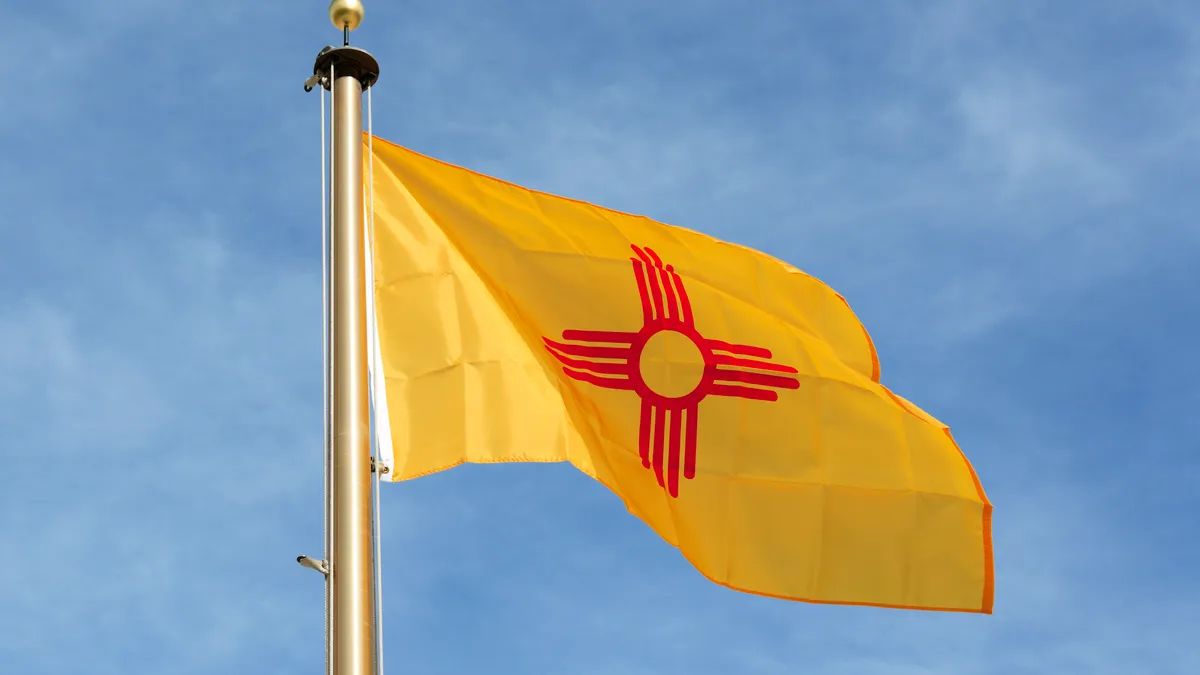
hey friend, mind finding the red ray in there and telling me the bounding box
[666,265,693,327]
[632,260,653,324]
[658,266,679,321]
[667,406,682,497]
[561,369,635,390]
[708,384,779,401]
[543,337,631,360]
[545,349,629,375]
[706,340,773,359]
[646,265,665,322]
[652,405,667,488]
[712,353,798,374]
[712,369,800,390]
[561,330,637,344]
[683,404,698,480]
[639,399,652,468]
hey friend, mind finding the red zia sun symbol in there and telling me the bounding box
[543,245,800,497]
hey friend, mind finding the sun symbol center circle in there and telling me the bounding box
[638,329,706,399]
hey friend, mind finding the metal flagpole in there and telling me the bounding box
[300,2,381,675]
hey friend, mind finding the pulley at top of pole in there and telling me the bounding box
[306,0,380,92]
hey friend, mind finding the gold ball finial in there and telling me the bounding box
[329,0,365,31]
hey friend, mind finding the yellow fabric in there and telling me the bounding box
[367,134,994,614]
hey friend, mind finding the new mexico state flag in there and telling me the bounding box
[365,134,994,614]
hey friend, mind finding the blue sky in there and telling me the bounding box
[2,0,1198,672]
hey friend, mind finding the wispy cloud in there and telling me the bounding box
[0,214,324,671]
[954,71,1125,197]
[0,300,168,456]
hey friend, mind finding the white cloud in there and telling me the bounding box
[0,300,169,457]
[955,73,1124,198]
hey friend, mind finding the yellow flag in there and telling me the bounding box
[366,134,994,614]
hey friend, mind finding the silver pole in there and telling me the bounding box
[306,4,381,674]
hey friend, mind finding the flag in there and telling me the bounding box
[364,134,994,614]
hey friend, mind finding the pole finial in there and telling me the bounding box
[329,0,365,31]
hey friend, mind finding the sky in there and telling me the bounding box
[2,0,1199,673]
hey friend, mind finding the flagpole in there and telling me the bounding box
[310,2,380,674]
